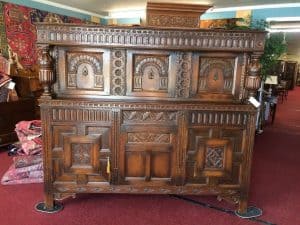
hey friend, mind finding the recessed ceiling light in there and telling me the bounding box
[207,3,300,13]
[267,28,300,33]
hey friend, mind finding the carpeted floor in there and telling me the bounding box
[0,87,299,225]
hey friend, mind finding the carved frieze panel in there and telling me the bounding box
[198,57,235,93]
[52,108,111,122]
[127,133,171,143]
[147,15,199,28]
[133,54,169,92]
[176,52,192,98]
[67,52,103,90]
[122,111,177,124]
[189,111,248,127]
[111,49,126,95]
[36,24,266,52]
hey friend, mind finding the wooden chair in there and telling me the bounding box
[276,80,288,103]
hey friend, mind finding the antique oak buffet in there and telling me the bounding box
[35,23,265,214]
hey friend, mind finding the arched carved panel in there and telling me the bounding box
[133,55,169,92]
[198,58,235,93]
[67,52,103,90]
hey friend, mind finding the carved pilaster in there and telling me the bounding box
[176,52,192,98]
[38,45,55,99]
[245,53,262,99]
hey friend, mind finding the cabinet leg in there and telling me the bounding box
[235,199,262,219]
[35,193,63,213]
[238,199,247,214]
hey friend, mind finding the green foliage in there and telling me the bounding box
[249,18,269,30]
[226,17,287,80]
[260,33,287,79]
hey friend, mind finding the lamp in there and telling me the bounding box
[265,75,278,85]
[264,75,278,97]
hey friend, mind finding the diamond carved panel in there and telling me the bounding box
[205,146,224,169]
[63,135,101,174]
[72,143,92,165]
[197,139,232,177]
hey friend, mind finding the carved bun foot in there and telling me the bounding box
[234,206,262,219]
[35,202,63,213]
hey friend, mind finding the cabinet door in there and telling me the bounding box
[185,110,250,188]
[49,107,113,187]
[119,110,178,186]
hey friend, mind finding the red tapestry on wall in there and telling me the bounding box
[4,3,37,67]
[3,3,85,68]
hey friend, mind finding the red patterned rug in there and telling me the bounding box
[4,3,37,67]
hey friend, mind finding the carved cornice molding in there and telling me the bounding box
[36,24,265,52]
[39,99,256,113]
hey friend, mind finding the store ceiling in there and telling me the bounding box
[47,0,300,14]
[39,0,300,55]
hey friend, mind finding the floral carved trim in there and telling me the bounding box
[127,133,171,143]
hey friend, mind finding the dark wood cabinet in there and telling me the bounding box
[35,23,265,214]
[0,98,35,146]
[282,61,298,90]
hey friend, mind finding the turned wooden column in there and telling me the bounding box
[245,53,262,99]
[38,45,55,99]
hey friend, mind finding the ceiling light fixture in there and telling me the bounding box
[267,28,300,33]
[207,3,300,13]
[266,17,300,22]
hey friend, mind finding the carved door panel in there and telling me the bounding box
[120,128,176,185]
[185,111,248,187]
[54,47,110,97]
[191,53,246,101]
[119,110,178,185]
[50,108,113,186]
[126,50,176,98]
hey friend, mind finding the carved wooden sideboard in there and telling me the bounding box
[35,23,265,214]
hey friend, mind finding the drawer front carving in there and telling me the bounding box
[189,111,248,127]
[122,110,177,124]
[127,133,171,143]
[52,108,111,122]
